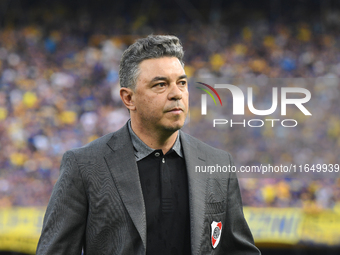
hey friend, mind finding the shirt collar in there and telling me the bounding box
[127,120,183,161]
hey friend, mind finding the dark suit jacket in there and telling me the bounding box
[37,122,261,255]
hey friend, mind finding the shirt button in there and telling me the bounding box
[155,152,160,157]
[162,158,165,163]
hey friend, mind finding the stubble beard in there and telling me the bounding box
[145,112,187,136]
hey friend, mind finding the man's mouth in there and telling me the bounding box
[167,107,183,114]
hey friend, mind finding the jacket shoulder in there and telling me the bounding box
[68,132,115,159]
[67,123,131,160]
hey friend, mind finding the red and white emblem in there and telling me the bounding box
[211,221,222,249]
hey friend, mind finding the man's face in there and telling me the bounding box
[131,56,189,134]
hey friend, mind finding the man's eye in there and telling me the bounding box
[179,81,187,86]
[155,83,166,87]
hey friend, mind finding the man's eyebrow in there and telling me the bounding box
[149,74,187,83]
[150,76,168,83]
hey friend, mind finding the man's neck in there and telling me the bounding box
[130,121,178,155]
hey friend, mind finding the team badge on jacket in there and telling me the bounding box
[211,221,222,249]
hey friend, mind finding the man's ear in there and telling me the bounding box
[120,87,136,111]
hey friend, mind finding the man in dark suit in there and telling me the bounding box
[37,35,261,255]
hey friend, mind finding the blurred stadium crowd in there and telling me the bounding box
[0,4,340,212]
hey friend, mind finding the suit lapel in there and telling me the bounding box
[104,124,147,250]
[180,131,208,255]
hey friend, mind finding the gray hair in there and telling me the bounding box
[119,35,184,90]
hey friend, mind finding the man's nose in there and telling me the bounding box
[168,83,182,100]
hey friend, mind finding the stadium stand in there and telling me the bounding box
[0,0,340,254]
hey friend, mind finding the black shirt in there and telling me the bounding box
[128,121,191,255]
